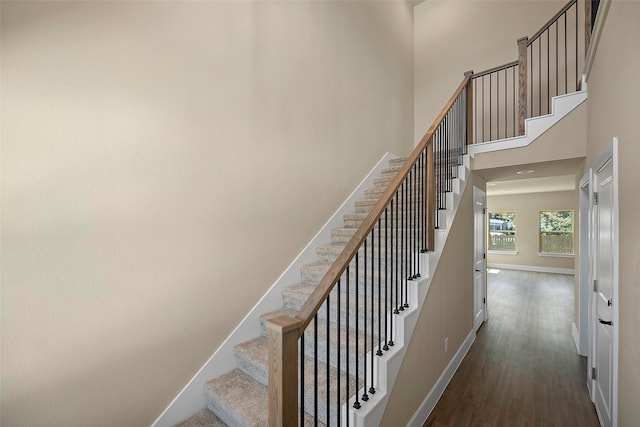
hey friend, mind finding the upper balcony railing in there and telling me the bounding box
[470,0,588,144]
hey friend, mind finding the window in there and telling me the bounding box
[539,210,574,255]
[488,212,516,251]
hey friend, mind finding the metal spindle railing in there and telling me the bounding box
[471,61,519,143]
[264,75,472,426]
[527,0,582,119]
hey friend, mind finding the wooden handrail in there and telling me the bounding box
[294,74,472,333]
[529,0,577,44]
[472,60,518,79]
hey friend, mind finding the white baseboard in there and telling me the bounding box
[407,330,476,427]
[487,263,574,275]
[572,322,583,355]
[151,153,398,427]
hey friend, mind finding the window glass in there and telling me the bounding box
[539,210,574,254]
[489,212,516,251]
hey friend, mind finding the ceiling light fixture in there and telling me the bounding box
[516,169,535,175]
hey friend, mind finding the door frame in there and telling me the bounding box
[580,137,619,426]
[473,186,487,331]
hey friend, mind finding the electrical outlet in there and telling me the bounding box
[445,337,449,353]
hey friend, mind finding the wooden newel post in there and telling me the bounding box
[517,36,529,136]
[266,315,301,427]
[426,139,435,252]
[464,70,474,145]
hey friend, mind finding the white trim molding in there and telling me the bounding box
[487,263,574,275]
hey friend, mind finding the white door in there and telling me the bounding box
[473,187,487,332]
[594,158,614,427]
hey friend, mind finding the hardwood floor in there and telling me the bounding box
[424,269,600,427]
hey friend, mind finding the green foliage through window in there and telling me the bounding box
[539,210,573,254]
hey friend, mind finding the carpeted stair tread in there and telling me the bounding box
[232,337,358,425]
[174,408,227,427]
[204,369,324,427]
[204,369,269,427]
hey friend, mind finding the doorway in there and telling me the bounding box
[473,186,487,332]
[580,139,619,427]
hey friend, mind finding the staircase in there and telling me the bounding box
[174,153,469,426]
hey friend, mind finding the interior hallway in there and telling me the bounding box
[424,269,600,426]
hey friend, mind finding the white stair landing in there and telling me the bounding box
[467,88,587,156]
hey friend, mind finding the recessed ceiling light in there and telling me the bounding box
[488,183,497,186]
[516,169,535,175]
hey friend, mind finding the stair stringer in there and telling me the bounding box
[341,156,474,426]
[467,85,587,156]
[151,153,399,427]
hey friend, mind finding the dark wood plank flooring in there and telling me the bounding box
[424,269,600,427]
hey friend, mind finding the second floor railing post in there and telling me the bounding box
[265,315,301,427]
[464,70,474,145]
[517,36,529,135]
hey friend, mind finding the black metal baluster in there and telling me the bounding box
[565,12,567,94]
[314,314,318,425]
[538,38,541,116]
[399,181,405,312]
[369,228,375,395]
[326,295,330,425]
[497,71,500,138]
[547,30,550,114]
[346,267,351,420]
[362,235,369,402]
[414,162,420,277]
[337,278,341,427]
[394,192,399,315]
[384,206,390,352]
[489,74,493,141]
[403,175,409,309]
[420,150,426,254]
[474,78,478,143]
[482,76,485,141]
[353,255,360,410]
[504,69,507,137]
[513,66,516,136]
[377,217,382,357]
[407,169,415,279]
[575,3,578,91]
[555,19,560,96]
[301,329,305,427]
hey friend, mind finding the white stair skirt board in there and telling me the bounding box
[407,330,476,427]
[467,89,587,156]
[487,263,575,275]
[152,153,398,427]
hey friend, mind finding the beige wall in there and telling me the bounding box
[0,2,414,426]
[414,0,569,141]
[487,191,577,271]
[381,172,484,425]
[585,1,640,424]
